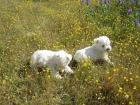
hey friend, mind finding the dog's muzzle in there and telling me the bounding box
[106,48,111,51]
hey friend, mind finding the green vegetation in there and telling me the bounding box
[0,0,140,104]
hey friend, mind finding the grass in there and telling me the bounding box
[0,0,140,104]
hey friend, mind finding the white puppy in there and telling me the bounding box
[74,36,114,65]
[30,50,73,79]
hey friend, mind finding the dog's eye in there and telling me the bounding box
[102,45,105,47]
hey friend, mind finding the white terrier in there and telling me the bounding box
[30,50,73,79]
[74,36,114,65]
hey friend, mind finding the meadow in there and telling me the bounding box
[0,0,140,104]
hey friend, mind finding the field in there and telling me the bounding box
[0,0,140,104]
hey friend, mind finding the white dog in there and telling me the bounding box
[74,36,114,65]
[30,50,73,79]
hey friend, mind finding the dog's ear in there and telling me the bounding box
[66,56,70,61]
[66,54,72,62]
[94,38,99,43]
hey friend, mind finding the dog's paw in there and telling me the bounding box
[68,69,74,74]
[63,66,74,74]
[110,62,115,66]
[55,74,62,79]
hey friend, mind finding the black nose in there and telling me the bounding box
[106,48,110,51]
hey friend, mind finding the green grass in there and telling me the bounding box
[0,0,140,104]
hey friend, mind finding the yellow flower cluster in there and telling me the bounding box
[0,0,139,104]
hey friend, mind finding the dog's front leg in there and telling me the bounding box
[50,67,62,79]
[63,66,74,74]
[104,56,114,65]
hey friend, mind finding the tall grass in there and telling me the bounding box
[0,0,140,104]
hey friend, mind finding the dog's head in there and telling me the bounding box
[94,36,112,52]
[54,50,72,68]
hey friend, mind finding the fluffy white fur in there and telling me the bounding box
[30,50,73,79]
[74,36,114,65]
